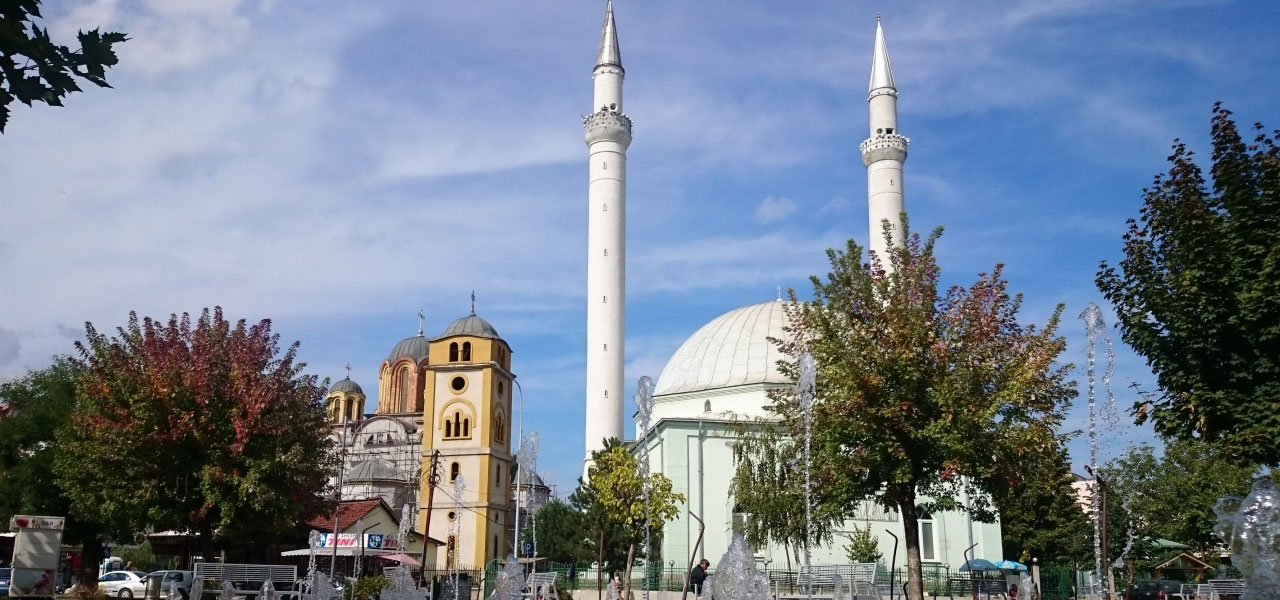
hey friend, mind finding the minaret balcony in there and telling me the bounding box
[583,108,633,146]
[859,133,909,165]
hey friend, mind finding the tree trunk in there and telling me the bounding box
[897,493,925,600]
[597,529,605,600]
[621,543,637,600]
[199,521,215,568]
[74,537,102,593]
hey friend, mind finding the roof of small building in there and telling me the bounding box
[306,498,384,532]
[434,313,501,341]
[512,465,547,488]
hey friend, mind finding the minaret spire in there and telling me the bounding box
[869,16,896,93]
[596,0,622,72]
[583,0,631,475]
[860,17,909,271]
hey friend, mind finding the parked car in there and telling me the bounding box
[1130,579,1182,600]
[98,571,148,598]
[145,570,194,599]
[1,567,11,597]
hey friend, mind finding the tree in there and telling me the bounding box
[582,440,683,600]
[1,0,127,132]
[768,221,1076,600]
[1097,105,1280,466]
[994,445,1092,566]
[0,359,107,589]
[521,499,590,564]
[53,308,337,559]
[844,523,882,564]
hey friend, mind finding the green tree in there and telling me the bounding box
[582,440,683,600]
[1,0,127,132]
[53,308,338,559]
[767,222,1076,600]
[995,445,1092,566]
[0,358,107,589]
[844,523,882,564]
[521,499,590,564]
[1097,104,1280,466]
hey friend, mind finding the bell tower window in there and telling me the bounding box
[462,342,472,361]
[450,462,460,482]
[449,342,459,362]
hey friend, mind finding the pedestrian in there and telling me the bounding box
[124,560,133,571]
[1008,583,1018,600]
[690,559,710,596]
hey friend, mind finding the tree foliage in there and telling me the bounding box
[1097,104,1280,466]
[0,358,105,587]
[844,523,882,564]
[585,441,684,600]
[53,307,337,557]
[994,445,1091,566]
[522,499,591,565]
[765,221,1076,600]
[0,0,127,132]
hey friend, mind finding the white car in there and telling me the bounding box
[98,571,148,598]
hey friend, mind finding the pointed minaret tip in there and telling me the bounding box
[869,17,896,94]
[596,0,622,71]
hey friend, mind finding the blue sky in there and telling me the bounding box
[1,0,1277,494]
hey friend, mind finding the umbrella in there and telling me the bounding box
[379,553,421,567]
[959,559,998,572]
[993,560,1028,571]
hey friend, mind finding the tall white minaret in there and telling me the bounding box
[583,0,630,470]
[860,17,909,268]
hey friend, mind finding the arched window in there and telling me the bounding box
[493,414,505,443]
[462,342,472,361]
[915,506,937,561]
[449,342,459,362]
[462,418,470,437]
[445,420,453,438]
[704,400,711,413]
[398,368,410,412]
[450,462,460,482]
[446,535,456,569]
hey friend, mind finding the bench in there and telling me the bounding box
[946,577,1008,599]
[778,564,877,600]
[191,564,299,600]
[524,572,559,600]
[1208,579,1245,600]
[1172,583,1213,599]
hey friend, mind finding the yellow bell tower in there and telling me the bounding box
[326,368,365,424]
[418,308,515,568]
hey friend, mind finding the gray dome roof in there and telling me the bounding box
[434,313,501,341]
[513,465,546,488]
[330,377,364,395]
[347,459,400,482]
[387,334,430,363]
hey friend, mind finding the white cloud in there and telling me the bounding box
[819,196,849,215]
[754,196,798,223]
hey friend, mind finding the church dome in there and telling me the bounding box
[654,300,793,396]
[434,313,501,341]
[347,459,400,482]
[330,377,363,395]
[387,334,430,363]
[512,464,547,488]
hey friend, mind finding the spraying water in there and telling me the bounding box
[1079,303,1116,592]
[513,432,540,560]
[1214,478,1280,599]
[396,503,412,553]
[796,352,817,600]
[450,474,466,600]
[711,534,772,600]
[635,376,656,600]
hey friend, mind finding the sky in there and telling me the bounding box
[1,0,1277,495]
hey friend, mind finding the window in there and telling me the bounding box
[916,506,936,561]
[447,511,457,521]
[445,420,453,438]
[444,410,471,440]
[494,414,505,443]
[398,368,410,412]
[498,381,505,397]
[450,462,460,482]
[451,376,466,392]
[462,342,472,361]
[463,418,470,437]
[446,536,457,569]
[449,342,459,362]
[496,464,501,487]
[704,400,711,412]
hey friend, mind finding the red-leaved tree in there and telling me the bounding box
[54,308,336,559]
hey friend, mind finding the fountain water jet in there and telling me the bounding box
[1079,303,1119,595]
[636,376,656,600]
[710,534,771,600]
[1214,478,1280,599]
[796,352,817,600]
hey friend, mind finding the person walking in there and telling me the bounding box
[690,559,710,597]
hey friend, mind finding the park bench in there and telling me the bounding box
[1172,583,1213,599]
[946,576,1008,599]
[777,564,877,600]
[524,572,559,600]
[191,564,299,600]
[1208,579,1245,600]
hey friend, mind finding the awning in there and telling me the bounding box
[280,547,398,557]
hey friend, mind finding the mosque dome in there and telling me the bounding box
[387,334,430,363]
[330,377,364,395]
[347,459,400,482]
[654,300,794,396]
[434,313,501,341]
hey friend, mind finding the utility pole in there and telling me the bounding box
[418,450,441,587]
[330,413,350,577]
[1099,477,1114,599]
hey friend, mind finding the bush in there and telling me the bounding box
[343,576,387,600]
